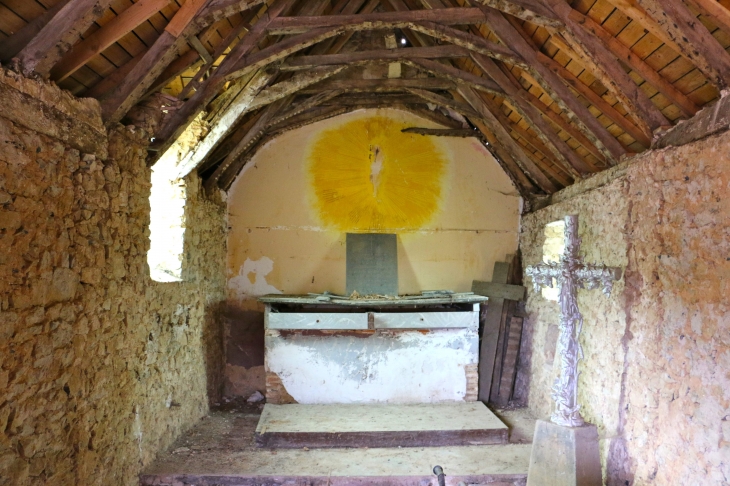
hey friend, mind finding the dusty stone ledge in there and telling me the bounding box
[0,68,107,159]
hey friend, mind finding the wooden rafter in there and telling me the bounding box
[479,5,626,162]
[543,0,670,138]
[470,52,593,176]
[634,0,730,89]
[15,0,117,76]
[99,0,210,123]
[50,0,173,82]
[266,8,487,35]
[279,45,470,70]
[0,0,71,62]
[566,8,699,118]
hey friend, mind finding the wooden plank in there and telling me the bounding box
[496,316,524,405]
[15,0,117,76]
[475,261,510,403]
[257,429,508,448]
[267,313,369,330]
[50,0,171,81]
[266,8,487,35]
[686,0,730,36]
[471,281,525,301]
[636,0,730,89]
[480,6,626,163]
[401,127,477,137]
[188,34,213,64]
[373,311,478,329]
[279,45,470,71]
[170,68,272,177]
[409,21,524,67]
[148,0,297,151]
[0,0,71,62]
[654,93,730,149]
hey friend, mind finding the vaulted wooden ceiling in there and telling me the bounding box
[2,0,729,198]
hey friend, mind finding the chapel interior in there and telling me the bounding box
[0,0,728,484]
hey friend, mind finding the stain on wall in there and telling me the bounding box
[225,108,522,398]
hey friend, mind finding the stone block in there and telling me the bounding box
[526,419,601,486]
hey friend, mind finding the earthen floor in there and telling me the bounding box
[140,403,537,486]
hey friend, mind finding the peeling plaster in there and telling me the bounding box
[228,257,282,299]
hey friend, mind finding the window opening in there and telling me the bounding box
[541,220,566,301]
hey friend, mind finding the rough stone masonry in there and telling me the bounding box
[518,128,730,484]
[0,68,227,485]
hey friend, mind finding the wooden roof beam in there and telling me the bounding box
[279,45,470,70]
[150,0,297,152]
[456,86,558,193]
[536,50,651,147]
[470,0,563,28]
[99,0,210,123]
[210,96,291,190]
[166,68,274,178]
[634,0,730,90]
[0,0,71,62]
[247,65,348,110]
[266,8,487,35]
[298,77,457,93]
[479,6,626,162]
[470,52,594,177]
[684,0,730,36]
[15,0,117,76]
[405,58,504,95]
[567,8,699,118]
[50,0,173,82]
[543,0,670,138]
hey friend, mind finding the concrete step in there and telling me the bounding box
[255,402,509,448]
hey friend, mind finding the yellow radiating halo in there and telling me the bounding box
[307,115,448,231]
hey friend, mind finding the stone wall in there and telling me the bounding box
[0,69,226,485]
[519,130,729,484]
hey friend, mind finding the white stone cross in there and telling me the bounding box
[526,215,622,427]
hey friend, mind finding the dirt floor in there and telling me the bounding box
[139,400,537,486]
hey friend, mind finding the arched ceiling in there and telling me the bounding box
[2,0,729,199]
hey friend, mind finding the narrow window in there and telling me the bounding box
[147,158,186,282]
[541,220,565,301]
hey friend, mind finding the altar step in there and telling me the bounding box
[140,406,536,486]
[255,402,509,448]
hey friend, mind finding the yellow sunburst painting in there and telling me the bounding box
[307,115,448,232]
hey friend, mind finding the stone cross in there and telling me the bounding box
[526,215,622,427]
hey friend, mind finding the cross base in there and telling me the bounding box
[526,419,602,486]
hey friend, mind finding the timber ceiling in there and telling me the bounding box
[1,0,729,197]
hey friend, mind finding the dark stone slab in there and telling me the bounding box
[346,233,398,296]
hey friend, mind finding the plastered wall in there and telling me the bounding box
[224,108,522,398]
[0,70,226,485]
[519,130,730,484]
